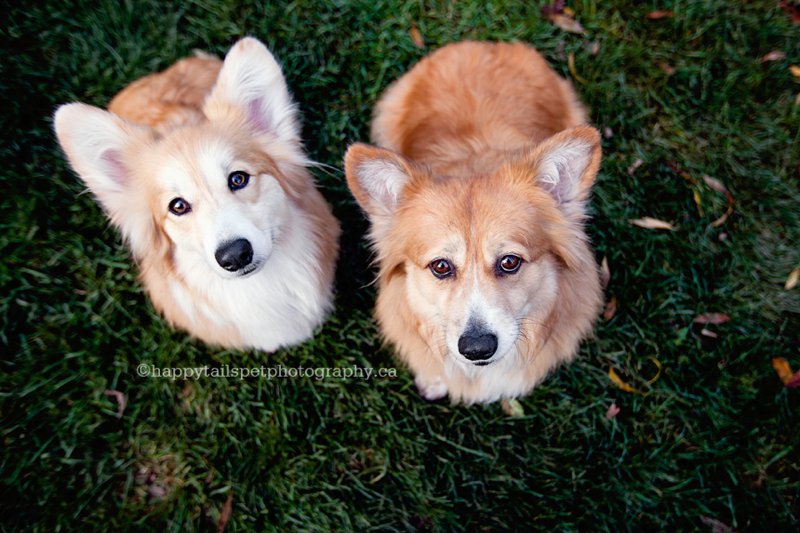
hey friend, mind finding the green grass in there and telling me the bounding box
[2,0,799,530]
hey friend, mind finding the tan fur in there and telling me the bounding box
[346,41,603,404]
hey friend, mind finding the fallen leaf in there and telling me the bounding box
[693,313,730,325]
[586,40,600,55]
[104,389,126,418]
[785,267,800,290]
[549,13,586,34]
[605,402,620,420]
[608,367,638,393]
[700,516,733,533]
[409,24,425,48]
[760,50,786,62]
[629,217,675,230]
[217,490,233,533]
[657,61,675,75]
[540,0,565,18]
[644,356,662,385]
[772,357,792,383]
[788,373,800,388]
[567,52,587,84]
[796,93,800,105]
[646,10,674,19]
[603,296,617,321]
[703,175,734,227]
[692,189,704,216]
[700,328,718,338]
[780,1,800,24]
[603,126,613,139]
[790,65,800,79]
[600,256,610,289]
[501,398,525,417]
[148,484,167,499]
[627,158,643,176]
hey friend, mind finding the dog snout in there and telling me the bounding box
[215,238,253,272]
[457,327,498,361]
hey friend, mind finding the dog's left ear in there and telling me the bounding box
[528,126,601,207]
[204,37,299,143]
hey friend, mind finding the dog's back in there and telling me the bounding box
[108,55,221,131]
[371,41,587,175]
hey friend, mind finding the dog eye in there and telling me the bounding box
[228,171,250,191]
[168,197,191,216]
[429,258,454,279]
[497,254,522,274]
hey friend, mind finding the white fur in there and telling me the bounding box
[54,37,337,352]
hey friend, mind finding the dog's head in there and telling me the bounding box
[55,38,306,282]
[345,127,601,368]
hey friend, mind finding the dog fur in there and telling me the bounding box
[345,41,603,404]
[55,38,340,352]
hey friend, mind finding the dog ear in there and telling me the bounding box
[529,126,601,207]
[344,143,415,223]
[54,103,156,259]
[204,37,300,144]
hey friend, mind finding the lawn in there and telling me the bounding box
[2,0,799,530]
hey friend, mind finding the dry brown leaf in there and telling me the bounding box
[703,175,734,227]
[790,65,800,79]
[693,312,730,325]
[657,61,675,75]
[629,217,675,230]
[603,126,613,139]
[608,367,638,393]
[603,296,617,321]
[796,93,800,106]
[760,50,786,62]
[605,402,620,420]
[586,40,600,55]
[700,328,718,338]
[644,356,662,385]
[549,14,586,35]
[501,398,525,417]
[600,256,610,289]
[646,10,675,19]
[700,516,733,533]
[780,1,800,24]
[627,158,643,176]
[409,24,425,48]
[773,357,793,384]
[785,267,800,290]
[217,490,233,533]
[567,52,587,84]
[692,189,704,216]
[104,389,126,418]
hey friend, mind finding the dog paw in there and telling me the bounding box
[415,376,448,401]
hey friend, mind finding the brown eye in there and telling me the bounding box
[228,170,250,191]
[168,197,191,216]
[498,254,522,274]
[429,258,454,279]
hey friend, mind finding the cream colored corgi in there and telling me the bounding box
[345,41,603,404]
[55,37,340,352]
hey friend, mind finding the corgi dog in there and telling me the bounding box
[345,41,603,404]
[55,37,340,352]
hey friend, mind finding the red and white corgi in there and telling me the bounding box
[55,37,340,352]
[345,41,603,404]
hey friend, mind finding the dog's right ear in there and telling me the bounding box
[204,37,300,145]
[344,143,414,228]
[54,103,155,258]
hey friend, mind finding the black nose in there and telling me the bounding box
[215,238,253,272]
[458,331,498,361]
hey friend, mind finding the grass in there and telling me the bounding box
[1,0,799,530]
